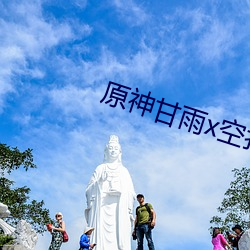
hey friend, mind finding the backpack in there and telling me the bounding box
[136,203,154,229]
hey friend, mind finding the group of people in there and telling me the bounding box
[47,212,96,250]
[212,224,245,250]
[81,193,156,250]
[48,193,156,250]
[48,210,246,250]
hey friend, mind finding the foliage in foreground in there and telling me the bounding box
[0,143,52,233]
[210,167,250,232]
[0,234,14,246]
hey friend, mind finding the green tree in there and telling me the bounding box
[210,167,250,232]
[0,143,52,233]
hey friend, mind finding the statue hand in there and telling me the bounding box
[101,171,108,181]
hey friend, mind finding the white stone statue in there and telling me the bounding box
[85,135,136,250]
[0,202,15,235]
[0,203,11,218]
[13,220,38,250]
[239,229,250,250]
[0,203,37,250]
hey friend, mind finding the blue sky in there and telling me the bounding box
[1,0,250,249]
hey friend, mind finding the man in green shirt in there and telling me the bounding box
[133,194,156,250]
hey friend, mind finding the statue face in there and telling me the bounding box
[107,142,121,160]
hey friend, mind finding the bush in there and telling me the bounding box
[0,234,14,247]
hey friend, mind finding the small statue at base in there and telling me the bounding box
[0,203,38,250]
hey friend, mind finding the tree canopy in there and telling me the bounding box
[210,167,250,232]
[0,143,52,233]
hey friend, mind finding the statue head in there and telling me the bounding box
[0,202,10,218]
[104,135,122,163]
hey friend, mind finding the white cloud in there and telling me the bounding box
[73,0,87,9]
[0,2,73,58]
[112,0,148,26]
[0,1,75,110]
[160,7,241,67]
[127,42,158,84]
[196,20,235,63]
[189,8,210,33]
[79,45,158,86]
[81,47,127,85]
[48,84,108,120]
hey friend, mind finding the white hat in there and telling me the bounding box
[84,227,94,234]
[55,212,63,218]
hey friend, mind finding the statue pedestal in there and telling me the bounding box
[1,245,26,250]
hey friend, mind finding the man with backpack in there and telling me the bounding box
[132,194,156,250]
